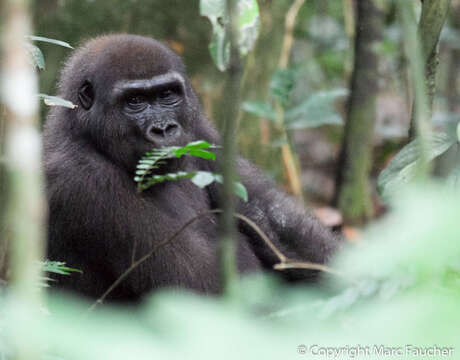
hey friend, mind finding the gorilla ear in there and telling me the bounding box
[78,81,94,110]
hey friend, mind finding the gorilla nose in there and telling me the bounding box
[146,123,180,142]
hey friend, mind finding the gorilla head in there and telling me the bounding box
[58,35,204,172]
[44,34,340,301]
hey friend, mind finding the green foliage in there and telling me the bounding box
[41,261,82,276]
[26,36,75,109]
[242,86,347,130]
[39,261,82,287]
[378,132,458,199]
[269,68,298,107]
[3,183,460,359]
[135,141,248,201]
[200,0,260,71]
[134,141,216,188]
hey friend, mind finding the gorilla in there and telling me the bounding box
[43,34,340,301]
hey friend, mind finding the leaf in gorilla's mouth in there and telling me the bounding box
[134,140,217,191]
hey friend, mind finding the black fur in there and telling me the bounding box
[44,34,340,301]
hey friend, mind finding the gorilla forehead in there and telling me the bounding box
[59,34,186,95]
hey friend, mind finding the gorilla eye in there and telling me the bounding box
[125,95,148,111]
[157,88,181,105]
[158,89,174,99]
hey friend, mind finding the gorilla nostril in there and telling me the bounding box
[149,126,165,137]
[147,123,179,140]
[165,124,178,135]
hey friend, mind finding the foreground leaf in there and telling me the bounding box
[378,133,456,199]
[27,35,73,49]
[38,94,77,109]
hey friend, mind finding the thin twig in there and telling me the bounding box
[276,0,307,198]
[279,0,306,68]
[233,213,287,263]
[274,261,342,277]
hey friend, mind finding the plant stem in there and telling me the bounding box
[218,0,242,298]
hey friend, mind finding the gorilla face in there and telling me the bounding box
[63,35,197,172]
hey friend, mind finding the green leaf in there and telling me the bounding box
[200,0,229,71]
[191,171,216,188]
[189,149,216,160]
[233,181,248,202]
[200,0,259,71]
[27,35,73,49]
[38,94,77,109]
[270,68,298,107]
[41,261,82,275]
[214,175,248,202]
[174,140,212,157]
[25,43,45,70]
[285,88,348,129]
[241,101,276,121]
[236,0,260,56]
[378,133,457,198]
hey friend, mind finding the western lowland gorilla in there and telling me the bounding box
[43,34,340,301]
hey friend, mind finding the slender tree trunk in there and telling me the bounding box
[0,105,8,280]
[3,0,46,295]
[435,0,460,176]
[447,0,460,113]
[1,0,45,359]
[408,0,451,138]
[334,0,383,224]
[218,0,243,297]
[0,103,8,280]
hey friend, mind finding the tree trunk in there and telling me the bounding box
[217,0,243,297]
[0,104,8,280]
[408,0,451,138]
[447,0,460,113]
[334,0,383,224]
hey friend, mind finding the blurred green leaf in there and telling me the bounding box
[233,181,248,202]
[236,0,260,56]
[285,88,347,129]
[191,171,216,188]
[378,133,456,198]
[38,94,77,109]
[270,68,297,107]
[200,0,259,71]
[241,101,276,120]
[25,43,45,70]
[27,35,73,49]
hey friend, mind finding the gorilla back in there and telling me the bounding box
[44,34,340,301]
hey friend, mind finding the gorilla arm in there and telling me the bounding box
[235,157,341,281]
[195,115,340,280]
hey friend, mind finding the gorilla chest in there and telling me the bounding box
[122,186,261,293]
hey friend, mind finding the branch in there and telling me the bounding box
[276,0,307,198]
